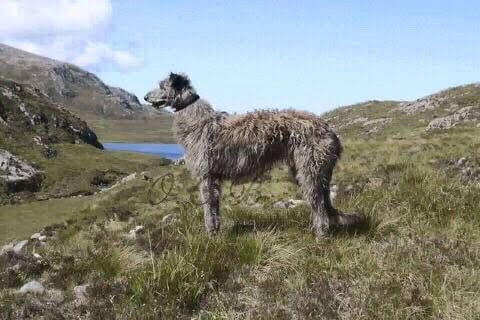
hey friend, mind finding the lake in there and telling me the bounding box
[103,143,184,160]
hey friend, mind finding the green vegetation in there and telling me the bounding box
[1,82,480,319]
[88,118,175,143]
[1,124,479,319]
[0,196,94,244]
[1,143,170,204]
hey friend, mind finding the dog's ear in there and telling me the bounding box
[169,73,190,91]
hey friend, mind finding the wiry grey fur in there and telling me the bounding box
[145,73,363,236]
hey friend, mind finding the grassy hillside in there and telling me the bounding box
[0,84,479,319]
[88,117,175,143]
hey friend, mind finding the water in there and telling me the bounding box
[103,143,184,160]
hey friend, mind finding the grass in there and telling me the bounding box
[87,118,175,143]
[0,196,93,244]
[1,114,479,318]
[0,143,170,203]
[2,126,479,318]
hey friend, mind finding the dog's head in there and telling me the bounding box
[144,73,199,111]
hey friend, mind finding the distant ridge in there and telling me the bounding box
[0,43,174,142]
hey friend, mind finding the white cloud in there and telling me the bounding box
[0,0,141,72]
[73,42,141,71]
[6,36,74,62]
[0,0,112,36]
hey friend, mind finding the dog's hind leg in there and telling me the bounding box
[322,159,365,230]
[199,177,221,235]
[293,153,331,236]
[297,172,330,236]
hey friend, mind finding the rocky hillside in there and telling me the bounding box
[0,77,106,198]
[324,83,480,136]
[0,78,103,153]
[0,43,174,142]
[0,43,145,119]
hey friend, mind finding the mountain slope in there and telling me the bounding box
[0,78,103,153]
[324,83,480,136]
[0,43,174,142]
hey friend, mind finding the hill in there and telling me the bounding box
[0,43,174,142]
[0,83,479,319]
[324,83,480,136]
[0,77,170,204]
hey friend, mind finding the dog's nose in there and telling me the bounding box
[144,93,150,102]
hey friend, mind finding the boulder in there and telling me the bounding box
[0,150,43,193]
[19,280,45,295]
[12,240,29,254]
[31,233,41,240]
[127,225,145,239]
[73,284,89,304]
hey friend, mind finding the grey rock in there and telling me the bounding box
[19,280,45,295]
[74,285,89,304]
[12,240,29,254]
[426,107,474,131]
[0,243,15,255]
[274,199,307,209]
[128,225,145,239]
[0,150,43,192]
[456,157,467,167]
[161,213,177,224]
[394,97,442,114]
[108,87,142,111]
[31,233,42,240]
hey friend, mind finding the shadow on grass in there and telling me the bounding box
[227,206,310,236]
[227,207,372,238]
[329,213,372,237]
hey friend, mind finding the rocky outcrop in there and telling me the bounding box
[108,86,142,111]
[0,150,43,192]
[0,43,143,119]
[0,78,103,151]
[426,107,475,130]
[393,97,443,114]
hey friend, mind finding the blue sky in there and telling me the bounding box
[1,1,480,113]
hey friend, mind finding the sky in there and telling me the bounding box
[1,0,480,114]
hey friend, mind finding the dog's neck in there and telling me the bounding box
[172,89,200,112]
[173,99,218,147]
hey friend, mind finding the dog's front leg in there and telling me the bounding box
[199,177,221,235]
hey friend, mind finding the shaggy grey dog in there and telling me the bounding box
[145,73,363,236]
